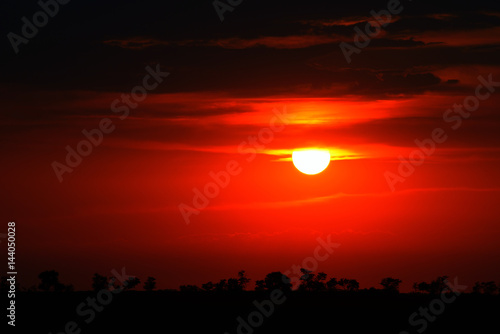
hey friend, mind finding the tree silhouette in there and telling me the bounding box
[29,268,497,298]
[413,276,449,294]
[337,278,349,290]
[484,281,497,295]
[38,270,66,292]
[298,271,328,291]
[429,276,449,294]
[124,277,141,290]
[414,281,431,293]
[143,277,157,291]
[108,277,121,290]
[299,268,312,280]
[346,279,360,292]
[91,273,108,292]
[201,281,215,292]
[380,277,402,293]
[316,272,327,282]
[214,279,227,292]
[259,272,292,292]
[473,281,498,295]
[237,270,250,290]
[482,281,497,295]
[200,271,250,292]
[107,274,140,291]
[326,277,338,291]
[336,278,359,291]
[227,278,241,291]
[311,272,328,291]
[298,268,320,291]
[254,280,266,291]
[179,284,201,292]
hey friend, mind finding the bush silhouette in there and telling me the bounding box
[144,277,157,291]
[380,277,402,293]
[38,270,68,292]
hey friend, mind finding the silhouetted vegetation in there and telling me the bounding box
[10,270,500,333]
[412,276,450,294]
[37,270,73,292]
[124,277,141,290]
[179,284,202,292]
[380,277,402,293]
[13,270,498,297]
[255,271,292,292]
[197,270,251,292]
[143,277,157,291]
[473,281,498,295]
[91,273,108,292]
[298,269,326,291]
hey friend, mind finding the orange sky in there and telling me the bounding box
[4,89,500,291]
[1,0,500,292]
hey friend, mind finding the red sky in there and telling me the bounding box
[1,0,500,292]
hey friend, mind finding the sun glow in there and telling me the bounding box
[292,149,331,175]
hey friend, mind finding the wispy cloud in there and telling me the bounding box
[206,187,500,211]
[103,35,341,50]
[302,16,399,27]
[103,37,170,49]
[205,35,341,49]
[177,228,396,243]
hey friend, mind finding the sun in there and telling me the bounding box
[292,149,331,175]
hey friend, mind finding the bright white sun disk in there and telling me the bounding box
[292,149,331,175]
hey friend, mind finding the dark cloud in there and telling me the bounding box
[1,0,500,100]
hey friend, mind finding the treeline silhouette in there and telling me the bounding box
[1,269,499,295]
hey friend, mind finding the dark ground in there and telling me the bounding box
[5,291,500,333]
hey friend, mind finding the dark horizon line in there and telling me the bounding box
[4,269,499,295]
